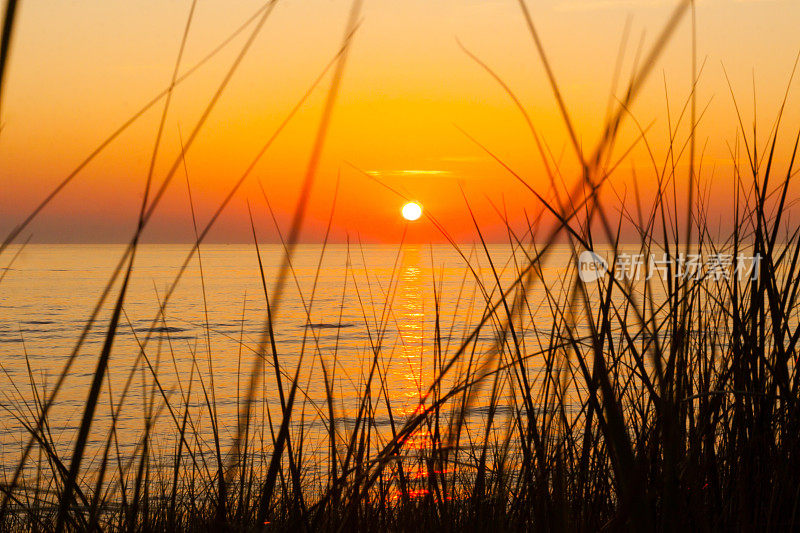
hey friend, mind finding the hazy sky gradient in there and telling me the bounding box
[2,0,799,243]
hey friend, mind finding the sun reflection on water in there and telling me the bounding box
[391,246,439,498]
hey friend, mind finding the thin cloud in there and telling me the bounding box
[367,169,453,178]
[555,0,668,12]
[557,0,782,10]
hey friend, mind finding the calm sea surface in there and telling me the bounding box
[0,243,594,487]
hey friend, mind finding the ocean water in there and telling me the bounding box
[0,243,583,487]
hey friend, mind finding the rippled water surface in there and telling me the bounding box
[1,244,583,483]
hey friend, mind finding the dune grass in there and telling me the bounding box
[3,0,800,530]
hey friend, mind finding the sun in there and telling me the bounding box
[401,202,422,221]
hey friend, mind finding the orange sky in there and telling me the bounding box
[1,0,799,243]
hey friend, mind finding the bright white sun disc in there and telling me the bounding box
[401,202,422,221]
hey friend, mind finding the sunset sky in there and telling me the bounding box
[1,0,799,243]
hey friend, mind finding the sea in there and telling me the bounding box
[1,242,693,497]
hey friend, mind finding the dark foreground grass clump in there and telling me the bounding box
[2,0,800,531]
